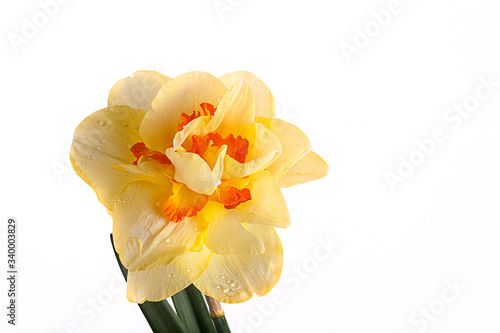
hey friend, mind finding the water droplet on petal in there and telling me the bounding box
[100,121,107,126]
[116,198,121,203]
[216,285,222,290]
[127,196,132,200]
[230,282,239,288]
[165,238,173,244]
[95,145,101,150]
[220,275,226,280]
[194,226,200,232]
[86,155,95,160]
[186,268,192,273]
[123,123,129,127]
[215,275,221,279]
[81,161,87,165]
[168,273,175,278]
[223,288,232,295]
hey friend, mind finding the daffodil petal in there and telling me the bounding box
[222,123,281,179]
[236,171,290,228]
[194,224,282,303]
[108,71,172,112]
[172,116,209,150]
[257,117,311,178]
[112,180,171,267]
[127,247,212,303]
[165,146,226,195]
[278,151,329,188]
[211,80,255,138]
[112,180,202,271]
[140,71,227,152]
[200,202,265,256]
[112,160,173,183]
[70,105,146,210]
[219,71,275,118]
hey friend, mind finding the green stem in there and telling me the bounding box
[205,295,231,333]
[110,234,188,333]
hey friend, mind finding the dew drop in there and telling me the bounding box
[193,226,200,232]
[81,161,87,165]
[86,155,95,160]
[216,285,222,290]
[165,238,173,244]
[95,145,101,150]
[116,198,121,203]
[122,123,129,127]
[215,275,221,279]
[230,282,239,288]
[168,273,175,278]
[127,196,132,200]
[222,288,232,295]
[220,275,226,280]
[100,121,107,126]
[186,268,192,273]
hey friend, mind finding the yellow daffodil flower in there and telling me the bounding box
[70,70,328,303]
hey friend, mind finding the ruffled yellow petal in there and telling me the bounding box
[219,71,275,118]
[200,202,265,256]
[112,181,202,271]
[140,71,227,152]
[194,224,282,303]
[221,123,281,179]
[165,145,227,195]
[108,71,172,112]
[70,105,147,210]
[236,171,290,228]
[278,151,329,188]
[127,247,212,303]
[257,117,311,179]
[211,80,255,138]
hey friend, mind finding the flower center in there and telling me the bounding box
[177,102,217,132]
[188,133,249,163]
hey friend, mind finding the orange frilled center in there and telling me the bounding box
[130,102,252,222]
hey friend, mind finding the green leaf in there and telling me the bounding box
[172,288,203,333]
[184,285,218,333]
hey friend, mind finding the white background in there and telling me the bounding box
[1,0,500,332]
